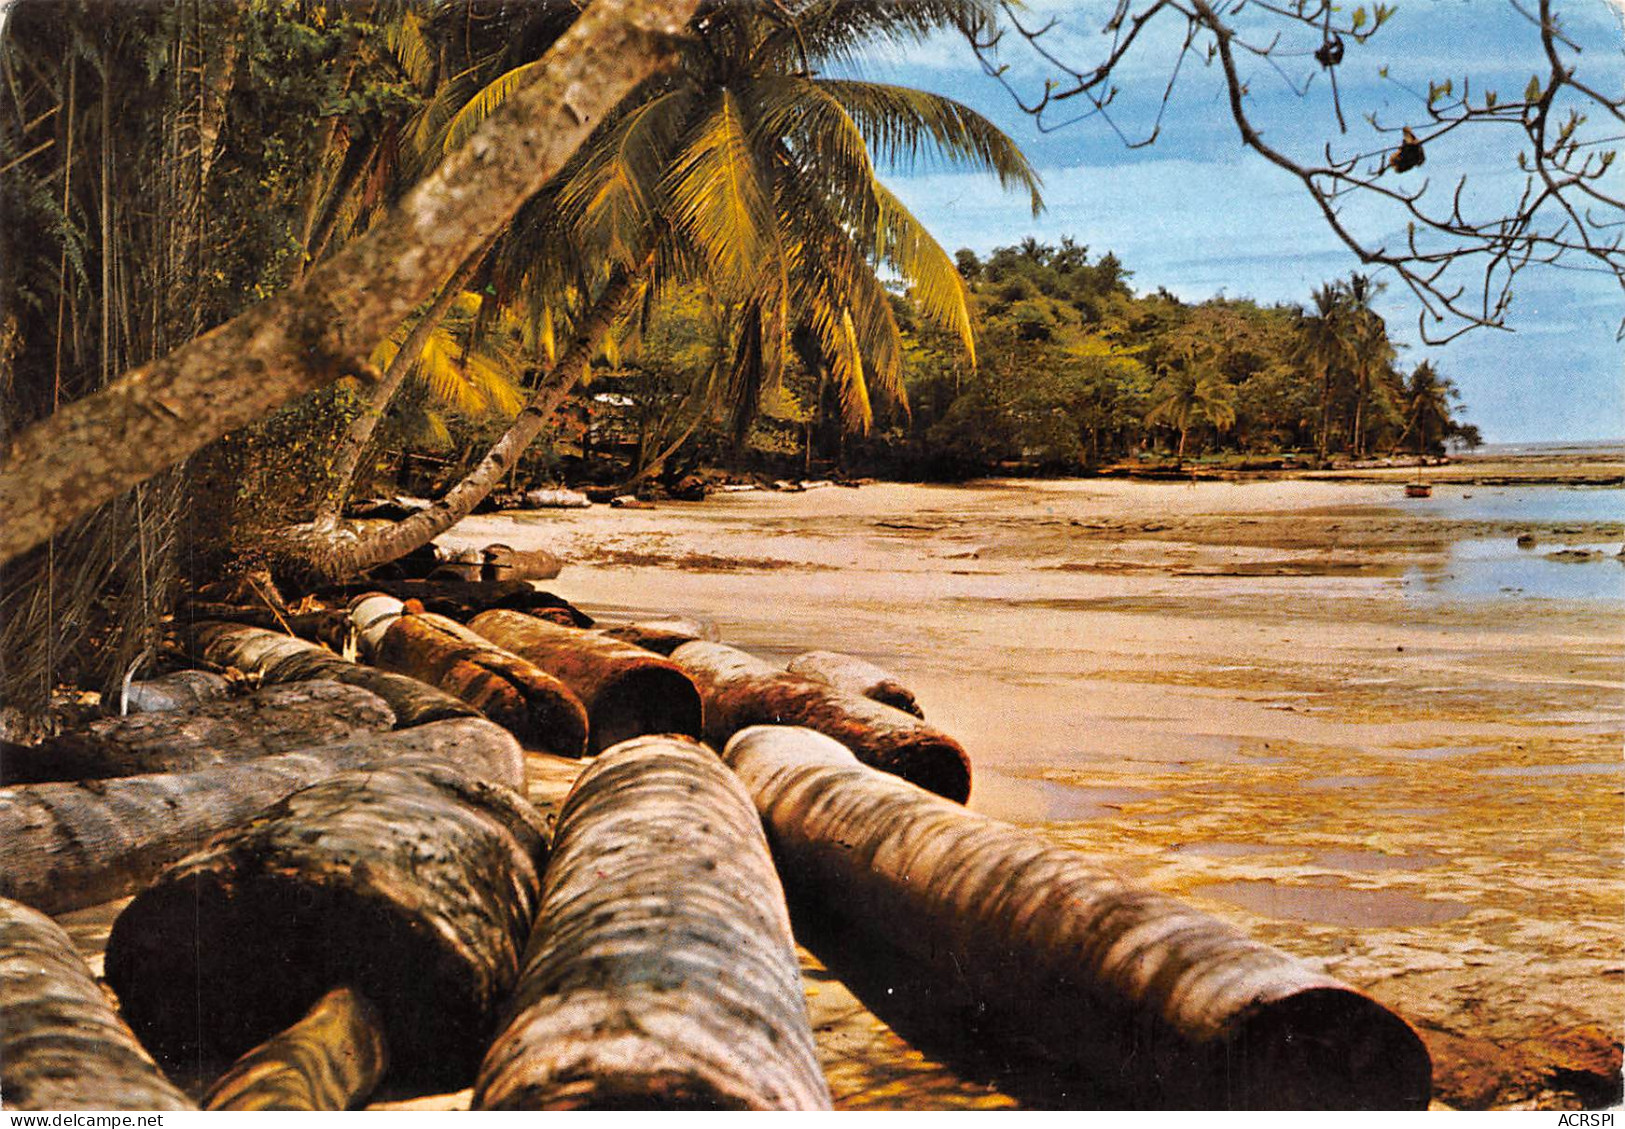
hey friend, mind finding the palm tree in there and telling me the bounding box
[1343,273,1395,458]
[1298,282,1350,460]
[1145,352,1238,466]
[299,0,1041,579]
[1396,360,1459,455]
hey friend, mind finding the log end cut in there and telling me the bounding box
[1221,986,1432,1109]
[589,665,703,752]
[105,764,548,1089]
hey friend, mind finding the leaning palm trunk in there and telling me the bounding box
[296,265,644,581]
[723,726,1433,1110]
[0,0,699,565]
[313,241,495,530]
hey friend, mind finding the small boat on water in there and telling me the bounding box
[1404,482,1433,498]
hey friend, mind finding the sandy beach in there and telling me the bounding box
[430,454,1624,1110]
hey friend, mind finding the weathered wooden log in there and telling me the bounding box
[0,716,523,915]
[1,680,395,785]
[351,596,589,756]
[204,987,389,1111]
[474,735,830,1111]
[469,610,702,753]
[316,578,594,626]
[671,641,970,803]
[723,726,1433,1110]
[121,668,233,713]
[482,543,563,581]
[191,621,477,727]
[0,898,195,1110]
[786,650,924,717]
[600,616,721,656]
[523,487,591,509]
[429,547,484,582]
[106,762,548,1091]
[179,601,352,648]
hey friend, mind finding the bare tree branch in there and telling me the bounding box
[966,0,1624,345]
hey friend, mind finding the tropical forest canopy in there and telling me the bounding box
[0,0,1612,719]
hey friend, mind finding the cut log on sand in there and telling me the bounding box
[106,762,548,1093]
[350,595,588,756]
[205,987,389,1111]
[723,726,1433,1110]
[179,602,352,649]
[121,669,233,713]
[0,717,523,915]
[0,680,395,785]
[316,578,593,626]
[0,898,195,1110]
[671,641,970,803]
[474,735,830,1111]
[481,544,562,582]
[600,617,721,656]
[523,488,591,509]
[191,621,477,727]
[786,650,924,717]
[469,610,702,753]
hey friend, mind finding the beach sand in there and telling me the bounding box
[432,461,1623,1110]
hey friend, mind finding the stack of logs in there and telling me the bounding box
[0,576,1433,1111]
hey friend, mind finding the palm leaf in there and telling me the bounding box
[368,298,525,418]
[440,56,546,157]
[871,179,975,365]
[382,8,434,89]
[753,1,999,73]
[559,88,693,269]
[664,90,785,295]
[817,79,1042,213]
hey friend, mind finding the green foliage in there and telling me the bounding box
[841,239,1475,479]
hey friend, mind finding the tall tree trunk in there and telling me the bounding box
[1316,369,1332,460]
[0,0,700,566]
[313,240,494,529]
[1352,373,1366,458]
[303,266,644,580]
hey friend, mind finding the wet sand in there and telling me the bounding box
[437,462,1624,1110]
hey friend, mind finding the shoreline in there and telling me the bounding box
[441,463,1623,1109]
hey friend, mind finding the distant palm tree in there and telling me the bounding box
[1298,283,1350,460]
[1343,274,1395,457]
[1397,360,1459,454]
[1146,353,1237,466]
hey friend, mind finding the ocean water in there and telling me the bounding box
[1399,484,1622,526]
[1397,481,1625,602]
[1404,537,1625,603]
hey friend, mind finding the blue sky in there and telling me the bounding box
[844,0,1625,444]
